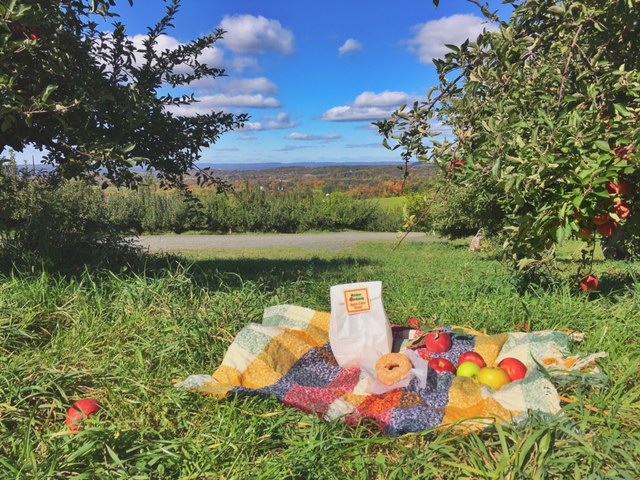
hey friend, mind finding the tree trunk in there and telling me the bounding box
[601,227,630,260]
[469,228,483,252]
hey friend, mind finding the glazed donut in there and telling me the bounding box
[375,353,413,385]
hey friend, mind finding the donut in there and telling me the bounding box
[375,353,413,385]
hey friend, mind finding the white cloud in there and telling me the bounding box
[353,91,411,108]
[129,34,225,73]
[231,56,260,73]
[192,76,279,95]
[222,77,279,95]
[407,14,497,64]
[197,46,225,69]
[166,94,281,116]
[274,145,311,152]
[241,112,299,131]
[338,38,362,56]
[199,94,280,108]
[321,90,414,122]
[287,133,341,142]
[220,15,295,55]
[346,142,381,149]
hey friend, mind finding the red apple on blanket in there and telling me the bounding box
[458,351,486,368]
[428,357,456,374]
[498,358,528,381]
[457,361,481,378]
[425,330,452,353]
[477,367,511,390]
[66,398,101,431]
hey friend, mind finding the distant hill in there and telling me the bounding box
[28,161,429,173]
[197,161,416,171]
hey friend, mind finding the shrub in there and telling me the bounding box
[0,156,135,269]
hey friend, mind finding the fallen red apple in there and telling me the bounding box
[457,361,481,378]
[498,358,527,381]
[580,275,599,292]
[597,221,617,237]
[614,201,631,220]
[408,317,421,329]
[458,351,486,368]
[428,357,456,374]
[477,367,511,390]
[424,330,452,353]
[66,398,101,431]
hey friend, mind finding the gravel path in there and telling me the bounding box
[135,232,437,252]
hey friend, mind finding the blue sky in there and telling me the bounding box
[21,0,505,166]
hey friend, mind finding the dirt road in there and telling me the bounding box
[135,231,436,252]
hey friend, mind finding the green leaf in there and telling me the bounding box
[41,85,58,103]
[121,143,136,154]
[517,258,537,270]
[572,194,584,209]
[613,103,633,117]
[548,6,565,14]
[594,141,610,152]
[492,158,501,175]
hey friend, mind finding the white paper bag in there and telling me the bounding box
[329,281,393,369]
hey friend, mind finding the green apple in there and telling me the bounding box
[457,361,481,378]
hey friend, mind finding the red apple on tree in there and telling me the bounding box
[597,221,617,237]
[576,227,593,240]
[593,214,611,226]
[428,357,456,374]
[498,358,527,381]
[606,181,632,197]
[616,181,632,197]
[458,351,486,368]
[424,330,452,353]
[614,201,631,220]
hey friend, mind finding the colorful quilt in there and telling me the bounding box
[177,305,605,436]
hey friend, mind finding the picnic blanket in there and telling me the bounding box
[177,305,605,436]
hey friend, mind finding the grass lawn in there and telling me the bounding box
[1,240,639,478]
[371,196,406,214]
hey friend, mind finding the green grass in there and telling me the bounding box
[1,241,639,478]
[371,196,406,213]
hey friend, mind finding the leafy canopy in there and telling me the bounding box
[0,0,247,187]
[378,0,639,269]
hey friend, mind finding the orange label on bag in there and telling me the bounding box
[344,288,372,315]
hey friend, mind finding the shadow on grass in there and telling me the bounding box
[0,240,373,293]
[180,255,372,291]
[592,270,639,297]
